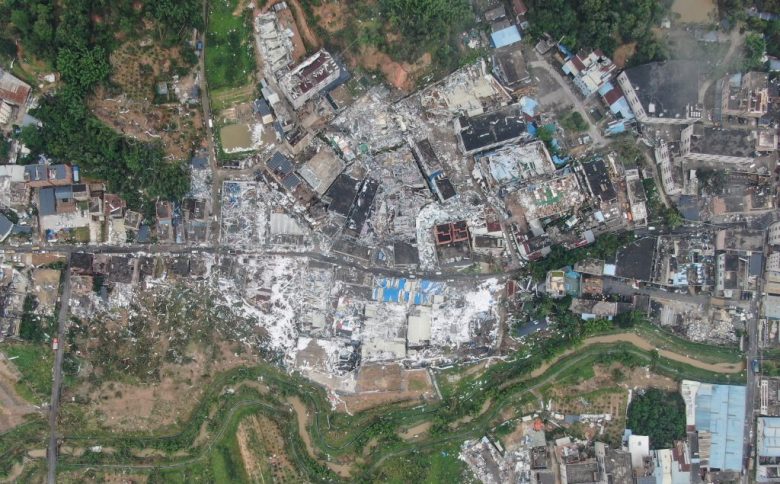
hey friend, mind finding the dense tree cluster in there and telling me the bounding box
[380,0,472,61]
[527,232,636,280]
[627,388,686,449]
[526,0,672,64]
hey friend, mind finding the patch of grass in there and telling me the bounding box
[633,322,742,365]
[205,0,256,92]
[2,343,53,402]
[372,440,475,483]
[210,85,255,112]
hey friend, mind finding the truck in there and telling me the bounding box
[52,338,59,351]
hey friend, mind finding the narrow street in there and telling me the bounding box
[46,256,71,484]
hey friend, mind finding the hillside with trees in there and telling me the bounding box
[526,0,672,65]
[0,0,201,209]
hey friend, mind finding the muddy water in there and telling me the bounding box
[220,124,252,151]
[672,0,717,23]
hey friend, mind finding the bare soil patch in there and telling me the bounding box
[612,43,636,68]
[340,365,437,413]
[89,92,204,160]
[672,0,717,23]
[286,0,322,50]
[314,2,347,33]
[0,354,40,432]
[350,48,431,91]
[399,421,432,440]
[68,342,259,432]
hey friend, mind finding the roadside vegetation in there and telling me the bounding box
[527,232,636,280]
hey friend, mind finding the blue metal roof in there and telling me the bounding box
[759,417,780,458]
[54,185,73,200]
[598,82,614,97]
[491,26,521,48]
[695,383,746,471]
[266,151,293,175]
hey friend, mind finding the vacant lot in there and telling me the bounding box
[1,343,53,405]
[206,0,257,93]
[90,94,204,160]
[0,353,40,431]
[672,0,717,23]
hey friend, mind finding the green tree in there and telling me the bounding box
[380,0,471,61]
[744,32,767,70]
[663,208,683,229]
[627,388,686,448]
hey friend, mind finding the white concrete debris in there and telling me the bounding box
[431,278,501,346]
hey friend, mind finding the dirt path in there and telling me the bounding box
[286,0,321,51]
[698,28,744,103]
[287,397,351,478]
[530,333,744,379]
[399,421,431,440]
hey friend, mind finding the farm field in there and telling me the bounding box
[205,0,257,96]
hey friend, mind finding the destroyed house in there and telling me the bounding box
[0,68,31,106]
[562,50,616,97]
[281,49,343,109]
[457,106,528,154]
[719,71,769,120]
[492,45,530,89]
[70,252,94,275]
[435,221,470,246]
[324,174,360,217]
[346,178,378,235]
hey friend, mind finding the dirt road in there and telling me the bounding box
[530,332,744,379]
[286,0,321,51]
[698,28,744,103]
[528,60,608,148]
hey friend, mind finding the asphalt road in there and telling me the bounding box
[46,256,71,484]
[602,277,711,306]
[742,239,766,482]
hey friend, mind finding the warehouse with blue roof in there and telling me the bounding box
[681,380,746,473]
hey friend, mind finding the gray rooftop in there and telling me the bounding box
[39,188,56,216]
[690,125,754,158]
[623,61,701,119]
[0,214,13,240]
